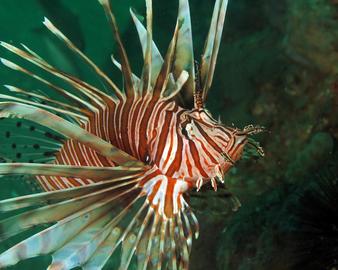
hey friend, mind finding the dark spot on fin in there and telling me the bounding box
[44,151,55,157]
[44,132,64,143]
[0,119,62,164]
[33,144,40,149]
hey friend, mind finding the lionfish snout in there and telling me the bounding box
[231,133,248,161]
[219,132,247,164]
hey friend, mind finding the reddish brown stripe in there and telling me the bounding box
[215,135,228,141]
[202,156,212,168]
[154,110,174,165]
[71,141,87,165]
[80,177,91,185]
[107,101,119,147]
[195,137,218,164]
[148,180,162,205]
[166,111,185,176]
[120,99,133,155]
[92,106,107,141]
[162,125,175,169]
[129,99,143,157]
[185,148,193,177]
[165,179,175,218]
[195,122,222,153]
[66,177,83,187]
[152,101,170,128]
[96,153,114,167]
[44,176,64,189]
[87,113,115,167]
[60,142,75,165]
[138,96,160,159]
[188,141,209,178]
[139,170,160,186]
[217,126,233,137]
[227,138,235,153]
[114,100,124,149]
[79,145,97,166]
[37,177,49,191]
[230,139,247,156]
[45,176,59,190]
[148,101,171,156]
[60,140,80,165]
[55,177,68,189]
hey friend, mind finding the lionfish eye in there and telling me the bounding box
[180,120,194,140]
[181,125,189,139]
[180,114,194,140]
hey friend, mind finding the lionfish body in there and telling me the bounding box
[0,0,262,269]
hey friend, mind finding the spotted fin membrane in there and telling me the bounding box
[0,118,64,193]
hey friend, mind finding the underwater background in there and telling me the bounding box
[0,0,337,269]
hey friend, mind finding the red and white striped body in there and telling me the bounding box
[38,94,247,218]
[0,0,264,268]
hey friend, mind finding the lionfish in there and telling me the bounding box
[0,0,263,269]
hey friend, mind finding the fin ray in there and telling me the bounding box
[0,163,143,181]
[130,9,176,91]
[0,102,143,166]
[173,0,196,103]
[42,17,123,101]
[98,0,135,99]
[200,0,229,100]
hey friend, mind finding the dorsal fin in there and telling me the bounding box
[173,0,196,104]
[111,55,141,88]
[140,0,153,95]
[153,18,181,97]
[200,0,229,101]
[98,0,135,100]
[130,8,176,92]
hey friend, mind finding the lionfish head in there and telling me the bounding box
[180,108,264,183]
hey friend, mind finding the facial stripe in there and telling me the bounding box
[188,140,209,178]
[194,122,223,153]
[165,110,185,176]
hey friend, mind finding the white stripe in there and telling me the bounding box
[153,177,168,216]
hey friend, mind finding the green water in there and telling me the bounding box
[0,0,337,269]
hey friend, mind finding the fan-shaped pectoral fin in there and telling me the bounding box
[137,173,199,269]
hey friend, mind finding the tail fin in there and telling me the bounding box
[0,170,198,269]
